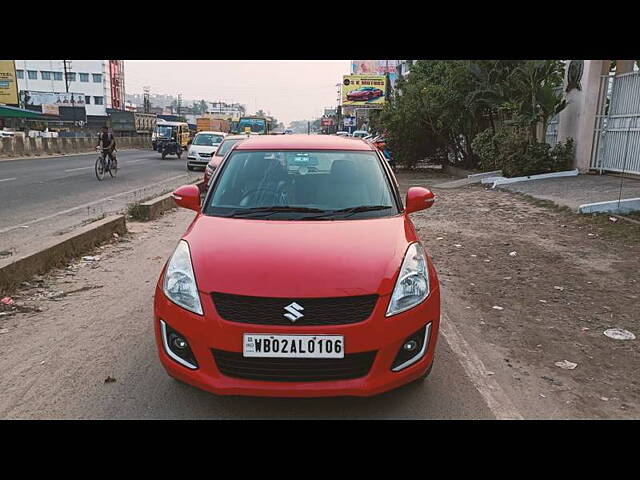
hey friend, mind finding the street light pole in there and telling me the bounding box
[63,60,77,134]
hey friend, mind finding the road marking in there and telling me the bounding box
[439,312,524,420]
[0,173,196,235]
[64,166,93,172]
[0,177,17,182]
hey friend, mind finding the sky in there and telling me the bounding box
[124,60,351,126]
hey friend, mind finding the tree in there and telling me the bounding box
[505,60,566,142]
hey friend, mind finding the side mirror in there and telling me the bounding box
[405,187,435,214]
[172,185,201,212]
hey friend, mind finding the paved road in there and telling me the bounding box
[0,149,200,256]
[0,209,495,419]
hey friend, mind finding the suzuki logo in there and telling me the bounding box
[284,302,304,322]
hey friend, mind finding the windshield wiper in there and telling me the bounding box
[302,205,394,220]
[226,206,327,218]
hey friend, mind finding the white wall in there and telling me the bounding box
[15,60,108,116]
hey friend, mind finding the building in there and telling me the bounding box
[14,60,125,131]
[207,102,245,121]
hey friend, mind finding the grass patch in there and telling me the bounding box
[127,202,147,221]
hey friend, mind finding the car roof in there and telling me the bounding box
[234,134,374,151]
[221,135,250,141]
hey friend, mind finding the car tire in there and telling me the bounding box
[187,165,195,171]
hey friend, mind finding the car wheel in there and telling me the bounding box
[187,165,195,171]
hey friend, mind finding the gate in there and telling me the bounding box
[592,72,640,174]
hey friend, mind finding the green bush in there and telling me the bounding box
[471,127,575,177]
[470,129,499,171]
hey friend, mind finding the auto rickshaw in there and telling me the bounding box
[152,121,190,159]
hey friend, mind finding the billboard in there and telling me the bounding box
[351,60,399,88]
[0,60,19,105]
[20,90,87,108]
[342,75,386,108]
[343,116,356,127]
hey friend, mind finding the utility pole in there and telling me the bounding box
[177,93,182,116]
[63,60,77,134]
[143,86,150,114]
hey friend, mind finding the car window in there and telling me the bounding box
[193,133,225,146]
[205,150,397,220]
[216,138,241,157]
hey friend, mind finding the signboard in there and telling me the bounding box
[342,75,386,108]
[20,90,87,107]
[0,60,19,105]
[41,104,60,116]
[343,116,356,127]
[320,117,334,127]
[324,108,336,117]
[351,60,399,88]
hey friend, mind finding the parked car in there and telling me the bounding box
[186,131,226,171]
[202,135,246,191]
[335,131,351,137]
[155,134,440,397]
[346,86,384,102]
[352,130,369,139]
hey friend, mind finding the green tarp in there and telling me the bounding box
[0,105,43,119]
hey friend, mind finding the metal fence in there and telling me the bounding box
[591,72,640,175]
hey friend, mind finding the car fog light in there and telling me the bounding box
[160,320,198,370]
[391,324,431,372]
[403,340,418,352]
[171,335,188,350]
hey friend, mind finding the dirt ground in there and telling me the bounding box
[397,170,640,419]
[1,170,638,419]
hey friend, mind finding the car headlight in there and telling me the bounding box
[386,243,430,316]
[163,240,203,315]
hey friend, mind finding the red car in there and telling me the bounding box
[154,135,440,397]
[201,135,247,193]
[346,86,384,102]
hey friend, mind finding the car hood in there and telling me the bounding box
[189,144,221,155]
[183,215,418,298]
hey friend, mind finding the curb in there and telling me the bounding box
[135,180,204,221]
[0,215,126,295]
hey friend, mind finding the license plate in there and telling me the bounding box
[243,334,344,358]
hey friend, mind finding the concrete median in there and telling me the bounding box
[133,180,204,221]
[0,215,126,294]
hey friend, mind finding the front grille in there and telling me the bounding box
[212,349,377,382]
[211,293,378,326]
[199,152,213,157]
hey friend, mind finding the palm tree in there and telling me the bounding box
[507,60,566,142]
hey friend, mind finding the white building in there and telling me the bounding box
[14,60,124,118]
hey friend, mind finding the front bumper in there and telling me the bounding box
[153,284,440,398]
[187,157,210,169]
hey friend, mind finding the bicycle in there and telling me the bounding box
[95,147,118,181]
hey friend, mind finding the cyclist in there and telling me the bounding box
[96,126,116,169]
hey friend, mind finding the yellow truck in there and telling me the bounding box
[196,116,230,133]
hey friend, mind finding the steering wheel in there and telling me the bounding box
[239,186,282,206]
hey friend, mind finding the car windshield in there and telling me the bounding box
[156,125,174,138]
[193,133,224,146]
[237,119,266,133]
[215,138,242,157]
[205,150,397,220]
